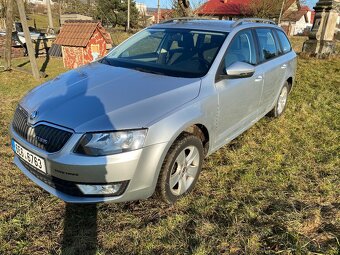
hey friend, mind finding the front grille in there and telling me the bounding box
[12,106,72,153]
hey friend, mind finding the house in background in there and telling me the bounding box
[281,3,315,36]
[147,8,174,23]
[135,4,156,26]
[136,2,148,15]
[195,0,315,36]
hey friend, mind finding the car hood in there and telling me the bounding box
[20,62,201,132]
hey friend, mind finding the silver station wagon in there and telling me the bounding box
[10,18,297,204]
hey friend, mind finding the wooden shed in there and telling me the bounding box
[54,20,113,69]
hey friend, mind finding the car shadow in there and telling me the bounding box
[61,203,98,255]
[41,64,112,254]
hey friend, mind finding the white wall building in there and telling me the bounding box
[281,4,315,36]
[135,2,147,15]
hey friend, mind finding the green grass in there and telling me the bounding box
[0,38,339,254]
[27,13,60,31]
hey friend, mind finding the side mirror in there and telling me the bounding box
[224,61,255,79]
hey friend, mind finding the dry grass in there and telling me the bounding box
[0,36,339,255]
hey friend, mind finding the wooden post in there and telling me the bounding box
[4,0,14,71]
[59,0,62,27]
[127,0,130,30]
[278,0,286,25]
[157,0,160,23]
[16,0,40,80]
[46,0,54,34]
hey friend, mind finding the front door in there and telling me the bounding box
[215,29,263,145]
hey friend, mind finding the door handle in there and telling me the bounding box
[281,64,287,69]
[255,76,263,82]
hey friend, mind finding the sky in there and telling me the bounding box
[137,0,319,10]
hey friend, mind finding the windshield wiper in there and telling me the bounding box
[132,67,164,75]
[100,58,112,65]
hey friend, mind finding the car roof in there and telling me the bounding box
[150,19,280,33]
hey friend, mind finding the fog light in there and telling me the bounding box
[77,183,122,195]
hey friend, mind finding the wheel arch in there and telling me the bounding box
[182,124,210,155]
[286,77,293,93]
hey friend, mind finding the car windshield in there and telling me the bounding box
[101,28,228,78]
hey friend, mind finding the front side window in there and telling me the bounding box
[255,28,278,62]
[102,28,228,78]
[276,30,292,54]
[224,29,257,68]
[120,31,164,57]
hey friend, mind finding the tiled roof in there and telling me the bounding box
[300,5,312,12]
[151,9,174,21]
[54,20,112,47]
[195,0,252,16]
[311,11,315,24]
[283,0,299,12]
[282,5,313,23]
[282,10,306,22]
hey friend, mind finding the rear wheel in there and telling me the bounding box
[157,133,204,204]
[267,82,290,118]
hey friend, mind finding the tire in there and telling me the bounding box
[157,133,204,204]
[267,82,290,118]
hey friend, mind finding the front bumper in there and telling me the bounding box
[11,126,168,203]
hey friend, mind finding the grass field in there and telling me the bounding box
[0,37,339,254]
[27,14,60,32]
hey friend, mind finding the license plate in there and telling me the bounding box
[12,140,46,174]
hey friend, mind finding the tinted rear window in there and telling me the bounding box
[255,28,278,62]
[276,30,292,54]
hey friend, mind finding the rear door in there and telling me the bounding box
[215,29,263,144]
[254,28,288,114]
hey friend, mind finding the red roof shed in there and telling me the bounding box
[54,20,112,69]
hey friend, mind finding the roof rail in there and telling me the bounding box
[161,17,212,24]
[232,18,276,27]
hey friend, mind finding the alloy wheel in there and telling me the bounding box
[169,146,200,196]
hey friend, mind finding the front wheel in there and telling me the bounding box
[267,82,290,118]
[157,134,204,204]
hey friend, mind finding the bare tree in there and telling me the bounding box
[178,0,192,16]
[247,0,307,19]
[247,0,283,19]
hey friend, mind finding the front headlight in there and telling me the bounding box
[75,129,147,156]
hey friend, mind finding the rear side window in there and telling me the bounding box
[224,29,257,68]
[276,30,292,54]
[255,28,278,62]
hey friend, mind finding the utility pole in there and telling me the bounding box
[278,0,286,25]
[157,0,160,23]
[4,0,14,70]
[59,0,62,27]
[127,0,130,31]
[16,0,40,80]
[46,0,54,34]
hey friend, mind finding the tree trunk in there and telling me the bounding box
[46,0,54,34]
[4,0,14,71]
[178,0,192,17]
